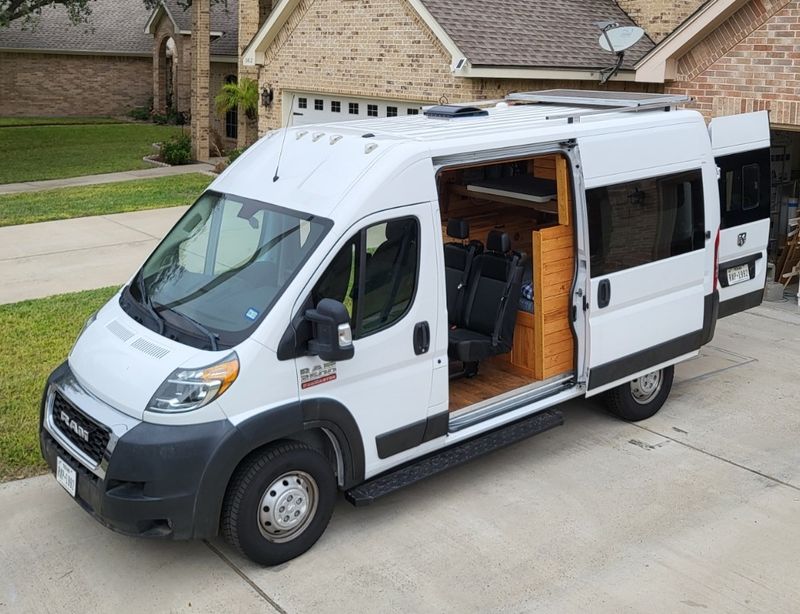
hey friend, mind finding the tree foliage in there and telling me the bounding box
[215,77,259,122]
[1,0,228,27]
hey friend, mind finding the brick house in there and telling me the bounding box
[0,0,239,150]
[241,0,799,253]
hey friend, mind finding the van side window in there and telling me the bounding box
[312,217,419,338]
[717,147,770,228]
[587,169,705,276]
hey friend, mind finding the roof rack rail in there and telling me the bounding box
[505,89,692,123]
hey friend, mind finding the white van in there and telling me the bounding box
[39,91,770,565]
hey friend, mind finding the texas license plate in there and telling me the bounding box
[56,456,77,497]
[726,264,750,286]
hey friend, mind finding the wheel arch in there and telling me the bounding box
[192,398,365,539]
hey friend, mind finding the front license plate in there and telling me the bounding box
[56,456,77,497]
[726,264,750,286]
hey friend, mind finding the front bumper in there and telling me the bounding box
[39,362,237,540]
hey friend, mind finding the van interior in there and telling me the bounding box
[437,153,577,413]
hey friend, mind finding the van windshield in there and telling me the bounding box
[121,191,331,350]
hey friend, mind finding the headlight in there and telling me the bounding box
[148,352,239,413]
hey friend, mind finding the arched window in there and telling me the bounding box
[225,75,238,140]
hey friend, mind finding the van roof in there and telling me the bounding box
[212,91,703,218]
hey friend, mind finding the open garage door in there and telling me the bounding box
[285,92,424,126]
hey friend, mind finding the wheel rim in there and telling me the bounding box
[630,370,663,405]
[257,471,319,543]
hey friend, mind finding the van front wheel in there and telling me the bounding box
[221,441,336,566]
[604,365,674,422]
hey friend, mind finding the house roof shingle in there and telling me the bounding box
[418,0,654,70]
[0,0,152,55]
[0,0,238,57]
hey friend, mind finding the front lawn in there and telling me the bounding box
[0,173,212,227]
[0,123,186,184]
[0,287,118,482]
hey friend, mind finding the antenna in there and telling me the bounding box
[594,21,645,85]
[273,93,296,182]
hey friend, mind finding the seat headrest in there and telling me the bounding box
[486,230,511,254]
[446,218,469,240]
[385,220,411,242]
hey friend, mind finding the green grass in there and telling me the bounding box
[0,117,125,127]
[0,123,186,184]
[0,173,212,227]
[0,287,118,482]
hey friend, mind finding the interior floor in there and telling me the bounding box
[448,362,533,412]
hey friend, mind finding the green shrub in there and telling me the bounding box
[128,107,151,121]
[227,147,247,163]
[151,113,169,125]
[161,133,192,165]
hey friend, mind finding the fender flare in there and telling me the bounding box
[192,398,365,538]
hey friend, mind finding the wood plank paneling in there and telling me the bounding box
[449,362,534,412]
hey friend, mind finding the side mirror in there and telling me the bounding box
[305,299,354,361]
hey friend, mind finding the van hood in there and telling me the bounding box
[68,299,207,420]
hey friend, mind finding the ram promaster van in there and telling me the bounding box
[40,91,770,565]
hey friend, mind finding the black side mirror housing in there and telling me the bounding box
[305,298,354,361]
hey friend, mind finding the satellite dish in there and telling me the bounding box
[598,26,645,53]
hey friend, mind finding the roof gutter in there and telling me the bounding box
[459,64,639,82]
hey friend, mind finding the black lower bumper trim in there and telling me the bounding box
[718,288,763,318]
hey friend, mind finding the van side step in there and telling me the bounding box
[345,409,563,506]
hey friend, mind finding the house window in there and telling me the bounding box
[586,169,705,277]
[298,97,307,109]
[407,108,419,115]
[224,75,238,140]
[349,102,359,115]
[331,101,341,113]
[367,104,378,117]
[386,106,398,117]
[314,99,324,111]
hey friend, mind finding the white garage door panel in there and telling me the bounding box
[286,92,423,126]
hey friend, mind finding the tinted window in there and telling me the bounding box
[313,218,419,338]
[717,147,770,228]
[587,169,705,276]
[298,97,307,109]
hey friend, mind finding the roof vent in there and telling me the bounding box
[423,105,488,119]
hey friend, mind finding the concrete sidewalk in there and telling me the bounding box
[0,163,215,195]
[0,207,186,304]
[1,309,799,613]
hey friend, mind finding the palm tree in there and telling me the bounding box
[215,77,259,122]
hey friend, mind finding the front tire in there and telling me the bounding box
[604,365,674,422]
[221,441,336,566]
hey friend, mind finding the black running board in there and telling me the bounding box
[345,409,563,506]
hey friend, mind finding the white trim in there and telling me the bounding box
[460,65,638,82]
[243,0,301,66]
[404,0,465,66]
[144,3,177,35]
[0,47,151,58]
[634,0,749,83]
[211,55,238,64]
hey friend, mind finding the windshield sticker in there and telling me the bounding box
[300,362,337,389]
[244,308,259,321]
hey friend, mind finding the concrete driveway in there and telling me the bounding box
[1,305,799,613]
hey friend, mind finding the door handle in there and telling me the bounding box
[413,321,430,355]
[597,279,611,309]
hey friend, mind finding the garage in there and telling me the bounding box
[284,92,424,126]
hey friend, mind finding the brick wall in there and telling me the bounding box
[256,0,662,134]
[0,51,151,117]
[238,0,272,146]
[666,0,800,125]
[616,0,706,42]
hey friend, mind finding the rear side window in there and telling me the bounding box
[587,169,705,277]
[717,148,770,228]
[312,217,419,338]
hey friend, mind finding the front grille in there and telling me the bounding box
[52,392,110,464]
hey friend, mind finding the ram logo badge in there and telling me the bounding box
[300,362,337,389]
[737,232,747,247]
[60,410,90,442]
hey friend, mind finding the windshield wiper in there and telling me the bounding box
[136,274,165,335]
[154,303,219,351]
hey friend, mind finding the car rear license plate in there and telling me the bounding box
[726,264,750,286]
[56,456,77,497]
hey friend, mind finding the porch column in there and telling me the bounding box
[191,0,211,161]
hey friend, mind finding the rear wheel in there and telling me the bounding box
[604,365,674,422]
[222,441,336,566]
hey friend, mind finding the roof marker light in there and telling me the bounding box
[330,135,342,145]
[364,143,378,154]
[295,130,308,140]
[312,132,324,142]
